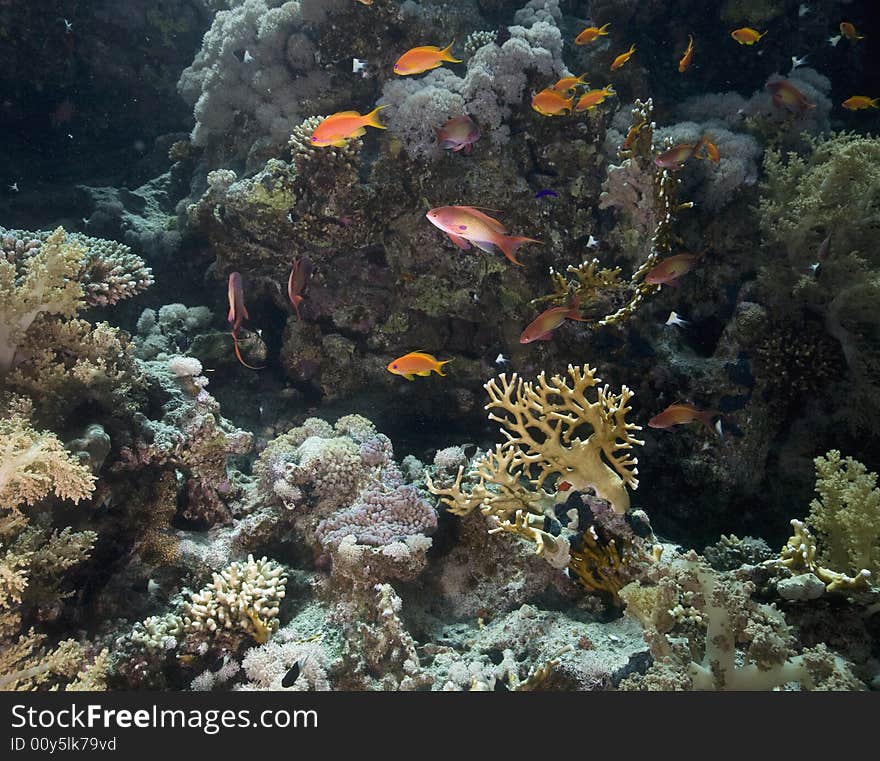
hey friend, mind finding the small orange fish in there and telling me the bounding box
[766,80,815,113]
[653,138,706,170]
[387,351,452,380]
[519,299,587,343]
[393,41,461,75]
[839,22,864,40]
[648,403,720,434]
[288,257,313,321]
[610,44,636,71]
[731,28,766,45]
[644,253,700,286]
[575,23,610,45]
[678,34,694,73]
[310,106,387,147]
[702,137,720,164]
[622,121,645,150]
[426,206,540,265]
[551,74,589,95]
[574,85,615,111]
[842,95,879,110]
[531,88,575,116]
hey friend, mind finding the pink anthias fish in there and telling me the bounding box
[766,79,815,114]
[653,137,707,170]
[644,253,701,287]
[519,298,587,343]
[435,114,481,153]
[288,256,314,320]
[425,206,540,265]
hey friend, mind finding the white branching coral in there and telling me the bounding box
[428,364,643,517]
[182,555,287,645]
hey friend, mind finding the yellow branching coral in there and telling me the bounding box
[428,364,643,516]
[567,525,627,603]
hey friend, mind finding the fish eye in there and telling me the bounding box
[458,225,467,230]
[392,364,398,369]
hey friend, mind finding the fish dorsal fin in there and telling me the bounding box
[331,110,362,117]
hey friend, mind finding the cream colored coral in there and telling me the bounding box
[182,555,287,645]
[0,401,95,511]
[807,450,879,577]
[0,228,85,374]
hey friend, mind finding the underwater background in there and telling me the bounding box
[0,0,878,691]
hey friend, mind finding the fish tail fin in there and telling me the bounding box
[364,105,389,129]
[566,293,588,322]
[497,235,540,266]
[578,73,590,84]
[698,410,722,435]
[440,41,462,63]
[599,23,611,33]
[436,359,453,376]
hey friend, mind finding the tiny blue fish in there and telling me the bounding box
[534,189,558,200]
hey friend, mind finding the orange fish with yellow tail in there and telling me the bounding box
[678,34,694,72]
[610,44,636,70]
[519,298,587,343]
[842,95,879,111]
[839,22,864,40]
[648,403,721,435]
[575,23,610,45]
[393,42,461,75]
[575,85,616,111]
[644,253,700,287]
[310,106,387,147]
[731,27,766,45]
[387,351,452,380]
[425,206,540,265]
[531,88,576,116]
[551,74,590,95]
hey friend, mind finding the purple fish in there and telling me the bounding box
[534,189,559,199]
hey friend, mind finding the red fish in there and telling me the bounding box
[648,403,720,434]
[288,257,313,320]
[644,253,700,287]
[435,114,481,153]
[227,272,264,370]
[766,80,815,113]
[519,298,587,343]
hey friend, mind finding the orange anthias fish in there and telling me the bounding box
[310,106,387,147]
[840,22,864,40]
[766,80,815,113]
[648,403,720,434]
[531,88,575,116]
[574,85,615,111]
[426,206,540,265]
[519,299,587,343]
[288,256,314,321]
[653,138,706,170]
[610,44,636,71]
[703,137,720,164]
[644,253,700,287]
[731,27,766,45]
[551,74,589,95]
[678,34,694,73]
[387,351,452,380]
[575,23,610,45]
[435,114,481,153]
[393,42,461,75]
[227,272,264,369]
[842,95,879,110]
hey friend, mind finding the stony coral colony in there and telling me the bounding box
[0,0,879,692]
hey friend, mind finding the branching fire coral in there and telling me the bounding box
[428,364,643,517]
